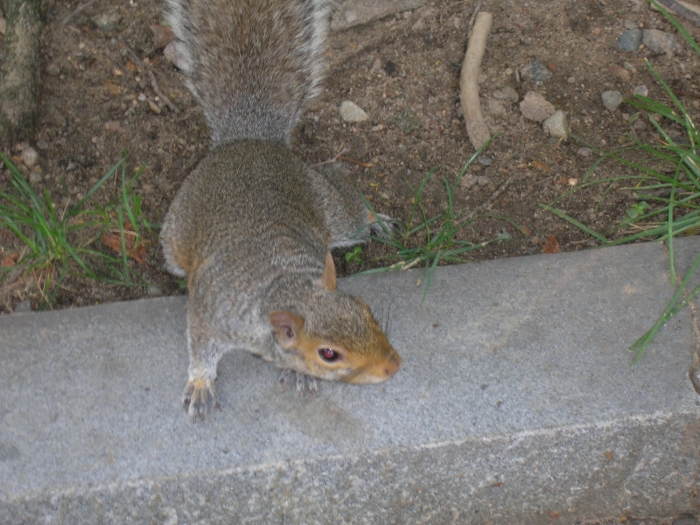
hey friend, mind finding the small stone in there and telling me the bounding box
[21,147,39,168]
[459,174,477,189]
[339,101,369,123]
[520,60,553,84]
[542,110,568,139]
[577,147,593,158]
[601,90,624,112]
[148,101,162,114]
[623,20,638,30]
[36,140,49,150]
[487,99,505,115]
[150,23,173,49]
[148,284,163,297]
[642,29,682,56]
[46,62,61,77]
[92,11,122,32]
[394,110,422,133]
[14,142,28,152]
[633,85,648,97]
[623,61,637,74]
[477,156,492,166]
[519,91,556,123]
[29,170,42,184]
[383,61,399,77]
[104,121,122,133]
[138,93,148,102]
[500,86,519,103]
[609,63,631,83]
[617,29,643,51]
[163,42,188,70]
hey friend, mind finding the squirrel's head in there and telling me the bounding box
[268,254,401,384]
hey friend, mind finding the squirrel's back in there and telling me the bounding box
[166,0,329,145]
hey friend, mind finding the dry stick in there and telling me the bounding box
[460,11,493,151]
[653,0,700,27]
[0,0,43,144]
[147,69,180,114]
[61,0,98,26]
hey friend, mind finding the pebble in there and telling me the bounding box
[623,20,638,30]
[623,61,637,74]
[601,90,624,112]
[633,85,648,97]
[519,91,556,122]
[477,156,492,166]
[500,86,519,103]
[617,29,643,51]
[150,23,173,49]
[642,29,682,56]
[92,11,122,32]
[542,110,568,139]
[104,120,122,133]
[163,42,187,70]
[21,147,39,168]
[36,140,49,150]
[609,63,631,83]
[339,100,369,123]
[29,170,42,184]
[577,147,593,158]
[46,62,61,77]
[148,284,163,297]
[14,142,28,152]
[520,60,553,84]
[148,101,161,114]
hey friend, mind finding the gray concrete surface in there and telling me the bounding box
[1,239,700,524]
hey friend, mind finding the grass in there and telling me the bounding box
[0,151,151,308]
[542,0,700,363]
[360,135,523,302]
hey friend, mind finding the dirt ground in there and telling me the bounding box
[1,0,700,312]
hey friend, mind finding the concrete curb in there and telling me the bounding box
[1,239,699,524]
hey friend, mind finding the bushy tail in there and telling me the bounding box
[166,0,329,145]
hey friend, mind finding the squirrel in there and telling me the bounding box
[160,0,402,420]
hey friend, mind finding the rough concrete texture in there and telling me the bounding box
[1,239,700,524]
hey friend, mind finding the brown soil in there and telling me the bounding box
[1,0,700,312]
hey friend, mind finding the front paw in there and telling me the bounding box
[183,378,220,421]
[279,370,318,395]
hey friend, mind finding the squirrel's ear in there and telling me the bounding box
[314,252,336,291]
[269,311,305,348]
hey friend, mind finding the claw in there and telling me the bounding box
[183,378,217,421]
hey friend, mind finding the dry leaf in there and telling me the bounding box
[543,234,561,254]
[1,252,19,267]
[103,81,121,96]
[102,223,147,264]
[521,225,532,237]
[530,160,550,174]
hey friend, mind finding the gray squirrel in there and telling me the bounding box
[160,0,402,421]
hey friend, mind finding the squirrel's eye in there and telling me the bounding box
[318,348,340,362]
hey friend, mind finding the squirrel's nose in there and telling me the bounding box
[384,352,401,377]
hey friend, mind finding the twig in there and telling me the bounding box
[311,146,349,167]
[61,0,98,26]
[460,11,493,151]
[464,175,516,220]
[147,69,180,114]
[654,0,700,27]
[337,155,374,168]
